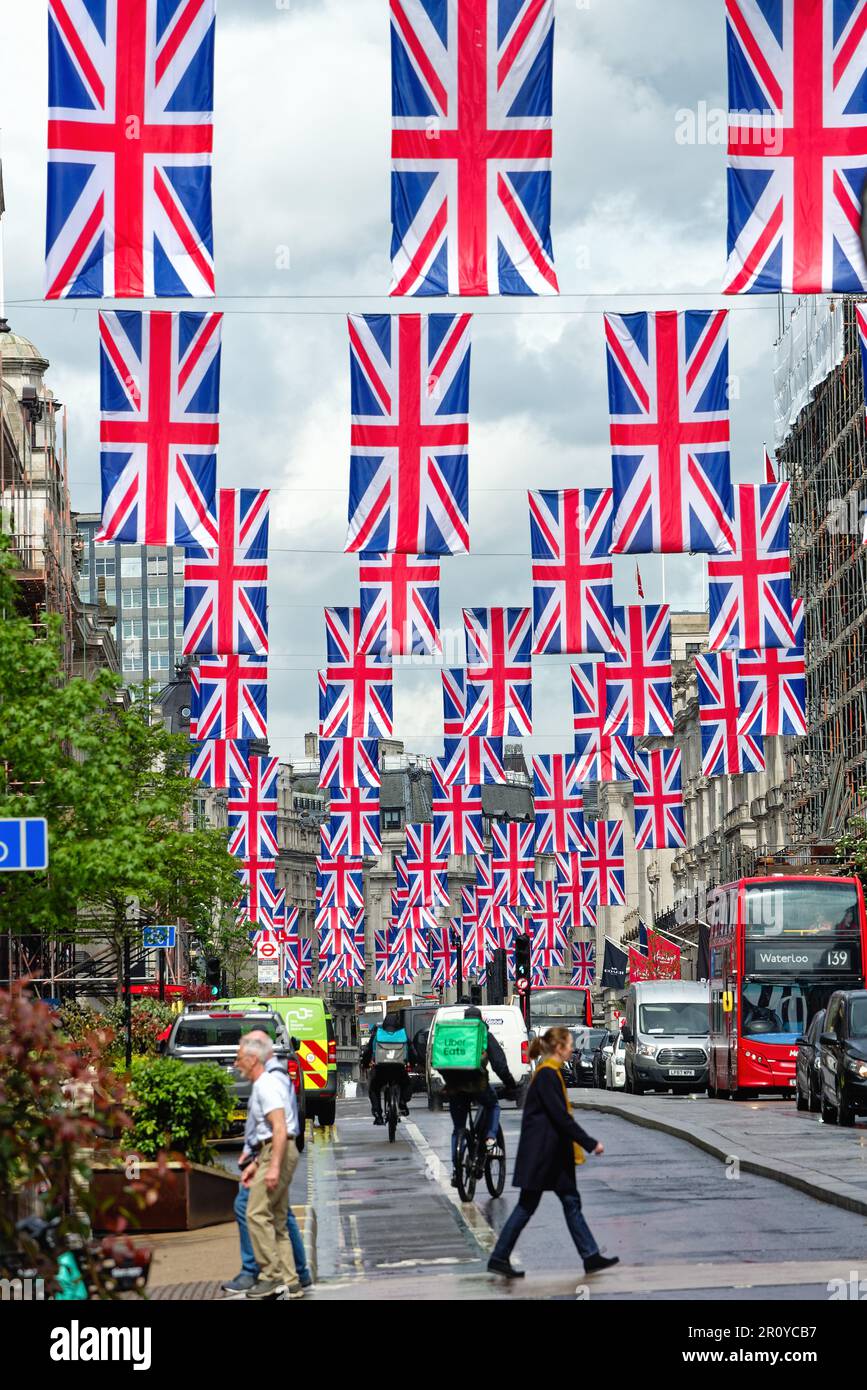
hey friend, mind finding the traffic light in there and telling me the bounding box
[514,933,532,984]
[469,983,483,1006]
[205,957,221,996]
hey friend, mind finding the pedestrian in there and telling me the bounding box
[231,1032,303,1300]
[487,1026,620,1281]
[222,1031,313,1297]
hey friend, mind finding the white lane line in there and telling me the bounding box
[403,1121,498,1256]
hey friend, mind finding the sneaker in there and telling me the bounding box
[583,1253,619,1274]
[221,1273,257,1296]
[283,1284,305,1300]
[487,1255,525,1280]
[372,1114,385,1126]
[246,1278,287,1300]
[299,1273,314,1290]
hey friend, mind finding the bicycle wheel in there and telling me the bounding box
[455,1130,477,1202]
[387,1087,399,1143]
[484,1126,506,1198]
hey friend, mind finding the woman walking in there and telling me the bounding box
[487,1026,620,1280]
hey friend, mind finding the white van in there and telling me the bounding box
[623,979,710,1094]
[426,1004,531,1109]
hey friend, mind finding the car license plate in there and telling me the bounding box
[669,1069,695,1077]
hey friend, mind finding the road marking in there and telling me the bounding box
[404,1121,498,1255]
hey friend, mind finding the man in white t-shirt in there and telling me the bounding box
[234,1033,300,1299]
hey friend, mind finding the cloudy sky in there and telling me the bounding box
[0,0,781,762]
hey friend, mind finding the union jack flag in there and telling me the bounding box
[46,0,216,299]
[318,915,366,987]
[604,605,673,737]
[724,0,867,294]
[227,757,279,862]
[696,651,766,777]
[432,758,484,856]
[190,654,268,741]
[318,738,380,791]
[346,314,470,554]
[188,737,250,790]
[374,927,397,983]
[490,821,535,907]
[315,857,365,915]
[581,820,626,908]
[283,934,313,992]
[441,737,506,785]
[394,855,411,905]
[392,905,435,971]
[527,880,568,965]
[329,786,382,858]
[606,310,735,555]
[321,608,394,740]
[97,311,220,547]
[484,903,521,952]
[739,598,807,738]
[429,925,458,989]
[390,0,558,296]
[236,856,278,929]
[404,823,450,908]
[571,940,596,988]
[708,483,795,651]
[528,488,619,655]
[631,748,687,851]
[555,851,582,932]
[571,663,637,783]
[442,668,467,736]
[463,607,532,737]
[183,489,269,657]
[461,889,490,979]
[529,951,550,987]
[358,553,442,657]
[318,909,366,958]
[532,754,586,854]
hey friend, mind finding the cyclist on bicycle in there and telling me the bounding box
[444,1005,517,1186]
[361,1010,417,1126]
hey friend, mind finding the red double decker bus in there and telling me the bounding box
[708,875,867,1097]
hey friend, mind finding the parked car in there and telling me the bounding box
[623,979,710,1094]
[818,990,867,1127]
[605,1032,627,1090]
[226,995,337,1126]
[795,1008,826,1114]
[562,1026,608,1088]
[426,1003,530,1109]
[594,1030,618,1089]
[164,1006,307,1138]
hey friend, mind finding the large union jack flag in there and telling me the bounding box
[318,912,366,985]
[97,310,220,547]
[403,823,450,908]
[490,820,535,907]
[528,488,619,655]
[318,738,380,792]
[571,662,637,783]
[604,604,674,737]
[46,0,216,299]
[432,758,484,856]
[329,786,382,858]
[442,736,507,785]
[188,737,250,790]
[235,855,278,929]
[571,940,596,988]
[527,880,568,965]
[283,934,313,992]
[374,927,395,983]
[460,886,490,977]
[724,0,867,294]
[190,654,268,741]
[631,748,687,851]
[555,851,597,933]
[390,0,558,296]
[429,925,459,989]
[708,483,795,651]
[606,310,735,555]
[183,489,269,657]
[696,651,766,776]
[321,607,394,740]
[393,904,435,968]
[581,819,626,908]
[227,757,279,862]
[316,856,365,916]
[358,553,442,658]
[532,754,586,854]
[442,667,467,736]
[463,607,533,737]
[739,598,807,738]
[346,314,470,554]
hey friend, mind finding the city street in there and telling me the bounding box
[149,1093,867,1302]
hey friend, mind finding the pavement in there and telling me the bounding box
[145,1091,867,1301]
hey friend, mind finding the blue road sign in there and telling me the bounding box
[0,818,48,872]
[143,925,177,950]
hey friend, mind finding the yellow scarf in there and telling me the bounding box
[533,1056,585,1165]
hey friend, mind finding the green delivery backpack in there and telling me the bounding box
[431,1017,486,1072]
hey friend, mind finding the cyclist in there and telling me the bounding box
[361,1010,416,1126]
[444,1005,517,1187]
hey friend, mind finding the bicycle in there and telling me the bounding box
[384,1079,401,1143]
[454,1099,506,1202]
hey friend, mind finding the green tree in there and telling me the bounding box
[0,536,242,981]
[837,792,867,892]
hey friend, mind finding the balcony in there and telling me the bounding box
[750,796,768,821]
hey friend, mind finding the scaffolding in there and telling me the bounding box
[779,298,867,842]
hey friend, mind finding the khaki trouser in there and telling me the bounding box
[246,1138,300,1289]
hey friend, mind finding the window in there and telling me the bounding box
[94,556,116,578]
[685,641,703,658]
[121,557,141,578]
[122,619,143,639]
[149,587,169,609]
[147,555,168,576]
[173,586,184,606]
[122,588,142,610]
[381,807,403,831]
[149,651,170,672]
[148,619,169,640]
[79,556,90,577]
[122,653,142,673]
[174,619,184,641]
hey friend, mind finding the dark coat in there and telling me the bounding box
[512,1065,598,1195]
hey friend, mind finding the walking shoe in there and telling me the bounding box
[245,1278,286,1300]
[221,1273,256,1295]
[487,1255,525,1279]
[372,1114,385,1126]
[299,1273,314,1290]
[279,1283,305,1300]
[583,1253,619,1274]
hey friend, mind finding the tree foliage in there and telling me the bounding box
[124,1058,233,1166]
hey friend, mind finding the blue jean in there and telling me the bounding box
[235,1180,311,1283]
[491,1188,599,1263]
[449,1086,500,1164]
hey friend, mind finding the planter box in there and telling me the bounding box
[90,1162,238,1233]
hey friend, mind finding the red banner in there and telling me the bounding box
[628,931,682,982]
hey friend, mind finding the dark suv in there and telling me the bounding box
[818,990,867,1127]
[164,1007,307,1137]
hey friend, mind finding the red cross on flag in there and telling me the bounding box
[708,483,795,651]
